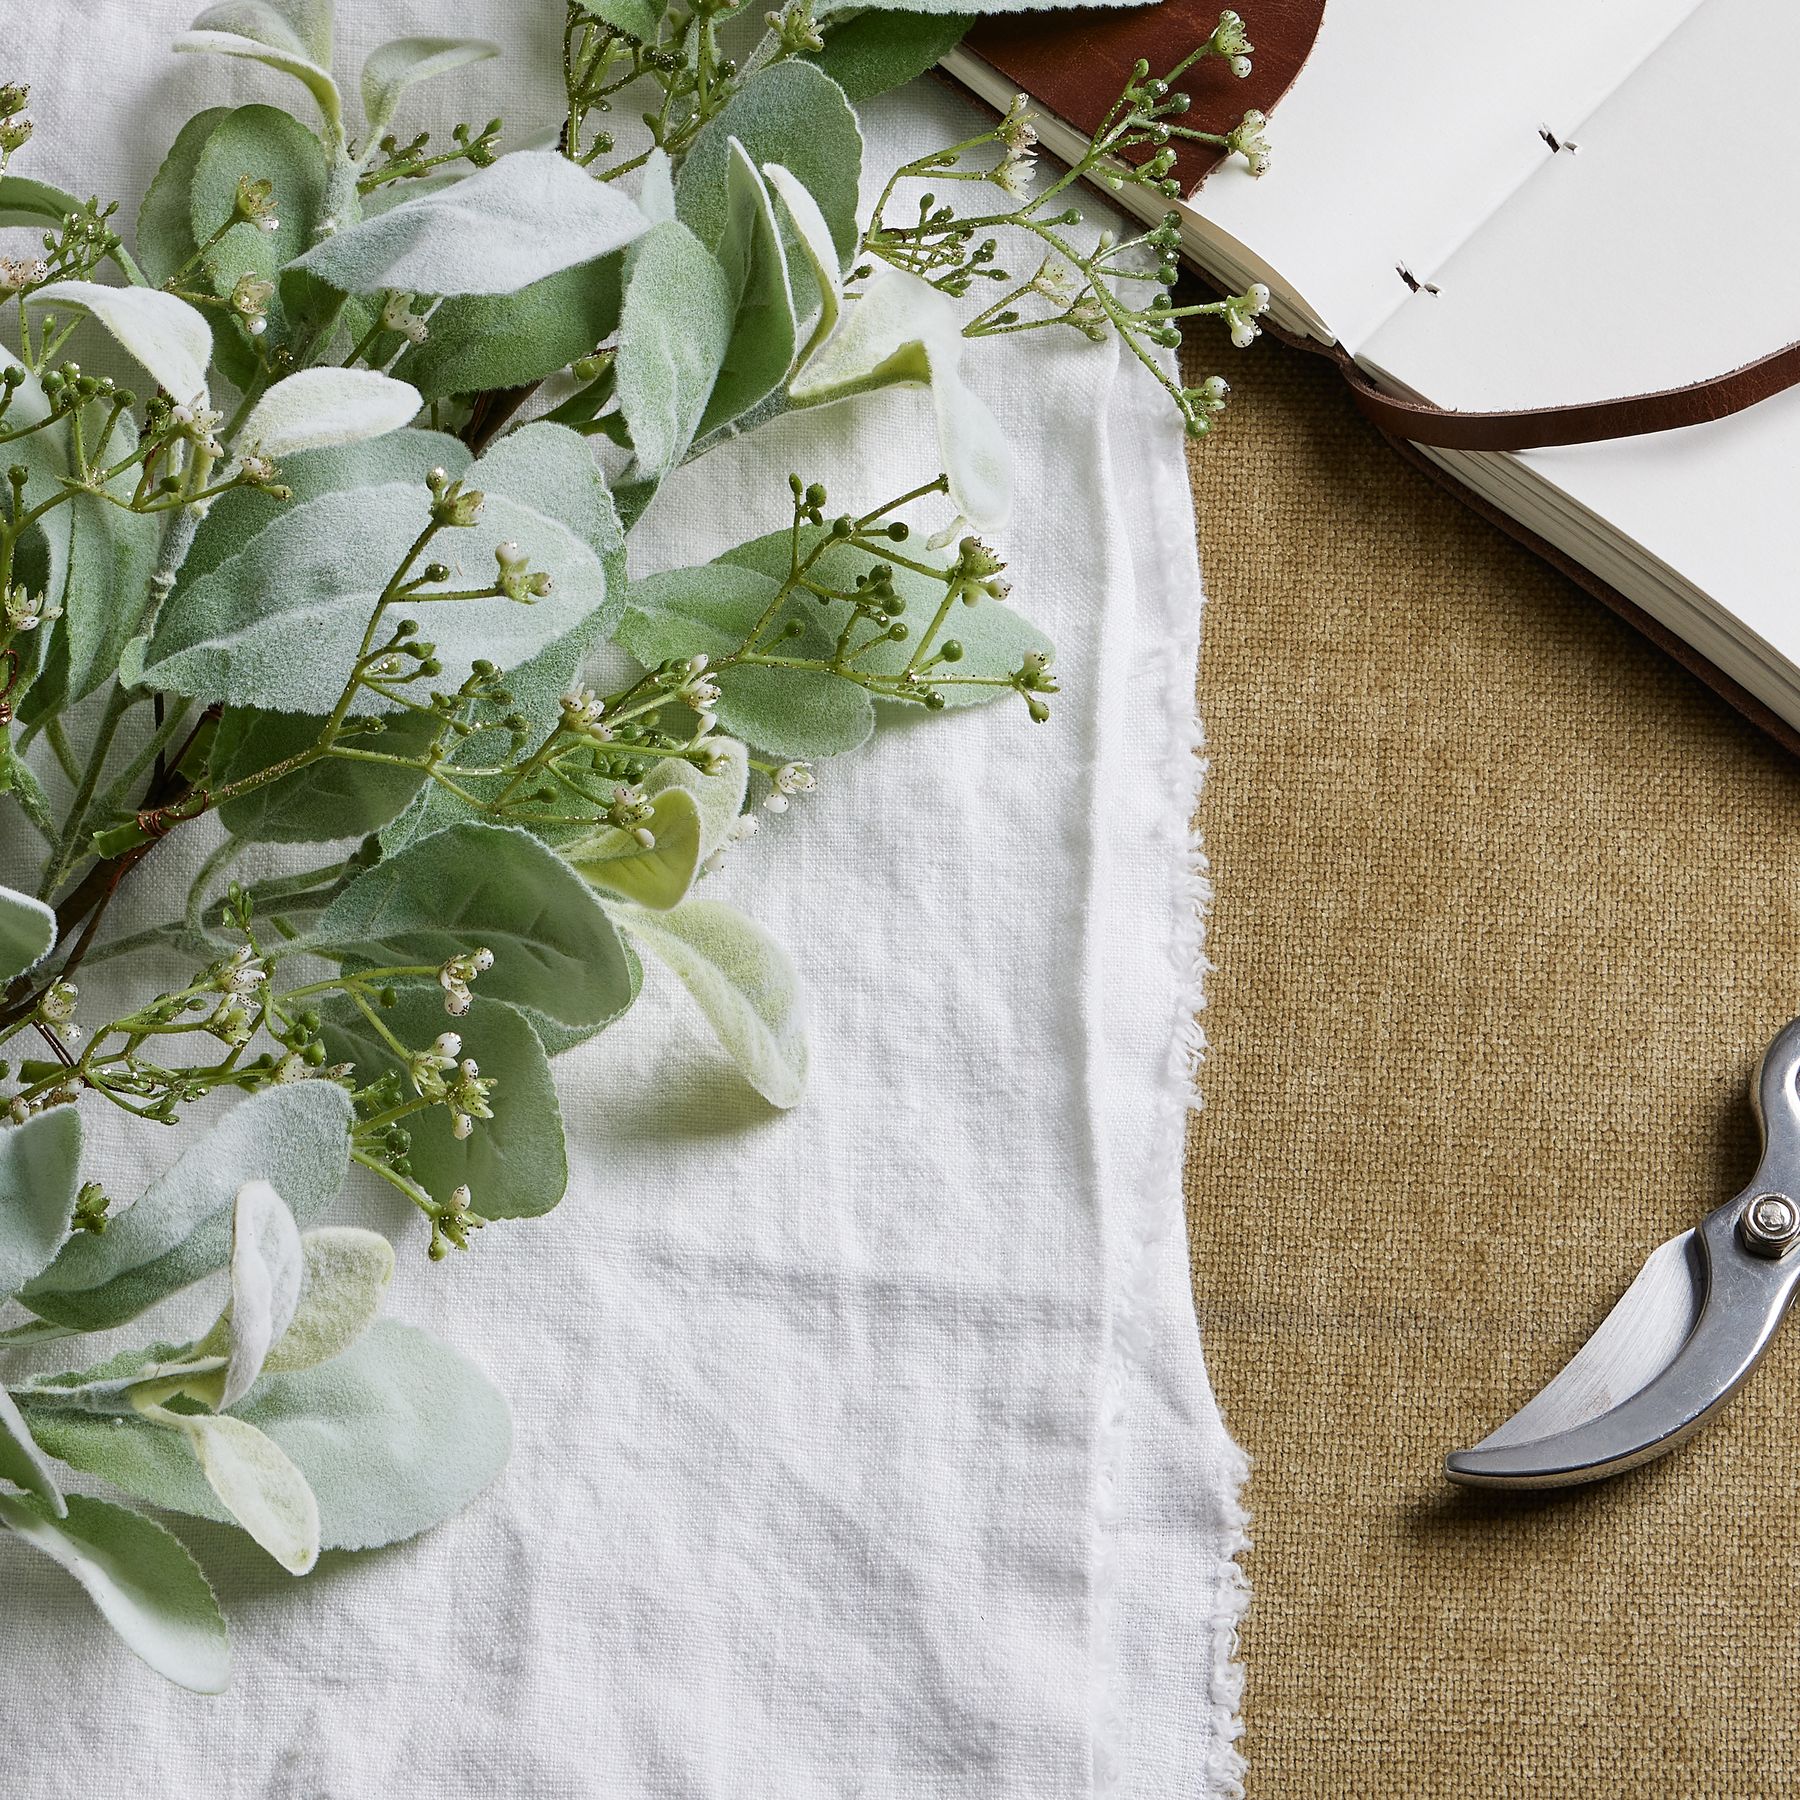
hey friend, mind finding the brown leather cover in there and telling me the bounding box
[964,0,1325,191]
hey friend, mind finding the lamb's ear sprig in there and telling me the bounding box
[0,0,1261,1695]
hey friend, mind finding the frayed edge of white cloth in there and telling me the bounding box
[1088,623,1251,1797]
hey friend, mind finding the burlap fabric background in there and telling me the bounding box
[1181,327,1800,1797]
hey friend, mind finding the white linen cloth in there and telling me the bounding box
[4,7,1249,1794]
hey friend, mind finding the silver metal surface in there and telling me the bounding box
[1445,1014,1800,1490]
[1740,1192,1800,1258]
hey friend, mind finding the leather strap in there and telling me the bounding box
[1343,337,1800,451]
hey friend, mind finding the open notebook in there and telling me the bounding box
[945,0,1800,749]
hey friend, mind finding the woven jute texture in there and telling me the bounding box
[1181,326,1800,1798]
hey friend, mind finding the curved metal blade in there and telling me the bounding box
[1465,1230,1703,1455]
[1446,1202,1800,1488]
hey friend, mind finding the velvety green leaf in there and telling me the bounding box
[698,142,798,436]
[362,36,499,136]
[237,367,420,460]
[262,1228,393,1372]
[719,524,1050,704]
[176,16,342,127]
[24,281,211,407]
[320,989,566,1220]
[638,148,675,224]
[0,1109,81,1303]
[391,255,623,401]
[29,1320,511,1552]
[789,269,1011,528]
[0,1385,64,1515]
[190,102,330,361]
[676,63,862,269]
[290,152,648,297]
[310,820,636,1034]
[762,161,839,365]
[619,562,874,757]
[0,1493,230,1692]
[647,733,747,857]
[59,406,161,706]
[216,1179,305,1410]
[568,785,702,910]
[170,1409,320,1574]
[191,0,333,64]
[574,0,664,39]
[213,702,435,843]
[614,220,733,482]
[22,1084,353,1332]
[0,882,55,982]
[475,419,625,571]
[614,898,807,1106]
[806,8,972,102]
[140,442,611,714]
[180,426,471,593]
[135,110,230,286]
[0,174,84,231]
[0,352,73,655]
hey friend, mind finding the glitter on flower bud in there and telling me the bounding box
[381,292,431,345]
[3,582,62,632]
[1226,109,1271,177]
[233,174,280,233]
[438,948,494,1017]
[1222,281,1270,347]
[773,761,816,797]
[1210,10,1252,61]
[230,272,275,336]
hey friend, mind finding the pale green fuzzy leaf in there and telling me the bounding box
[0,883,55,982]
[762,161,839,365]
[619,562,874,758]
[175,20,342,127]
[638,148,675,225]
[0,1109,81,1303]
[362,36,500,136]
[615,898,807,1106]
[29,1320,511,1552]
[190,102,330,365]
[135,109,229,286]
[0,1493,230,1692]
[171,1410,320,1574]
[574,0,664,39]
[676,63,861,268]
[139,469,608,715]
[22,1084,353,1332]
[697,143,799,436]
[237,368,420,460]
[190,0,332,63]
[719,525,1050,704]
[216,1180,305,1410]
[0,1385,64,1515]
[179,426,471,593]
[310,820,636,1034]
[319,990,566,1219]
[569,786,702,911]
[1,739,55,838]
[647,734,747,856]
[789,269,1011,529]
[391,256,623,402]
[0,174,83,231]
[25,280,211,407]
[60,410,161,706]
[263,1228,393,1372]
[614,219,733,482]
[213,702,435,843]
[474,419,625,568]
[805,8,972,102]
[290,152,648,297]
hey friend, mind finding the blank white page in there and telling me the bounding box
[1359,0,1800,664]
[1189,0,1703,351]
